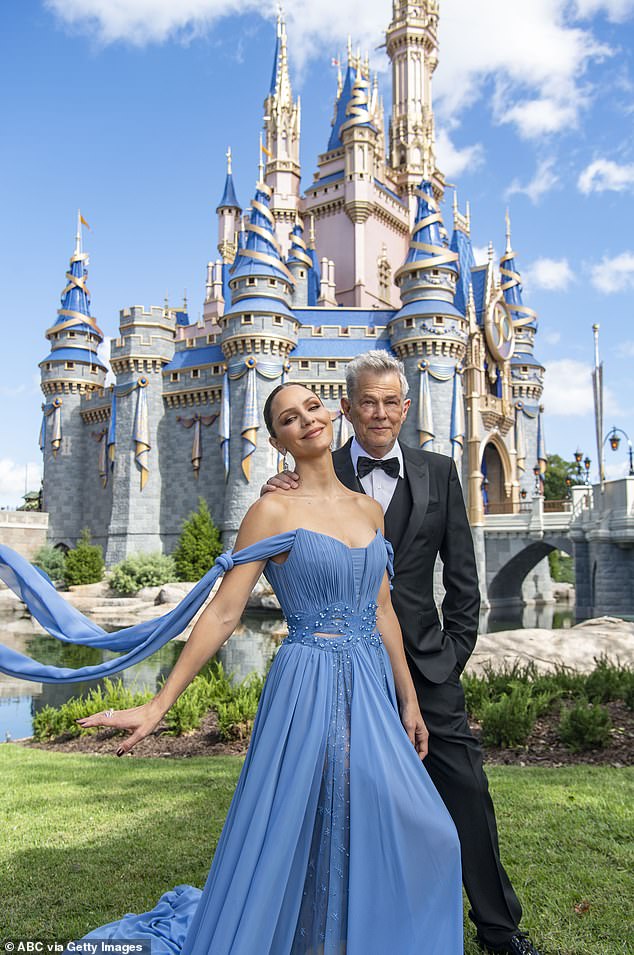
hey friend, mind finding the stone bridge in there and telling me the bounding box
[482,477,634,618]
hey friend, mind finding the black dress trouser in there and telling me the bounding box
[410,662,523,947]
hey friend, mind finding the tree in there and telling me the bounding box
[172,498,223,582]
[543,454,577,501]
[64,528,105,586]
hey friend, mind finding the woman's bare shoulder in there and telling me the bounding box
[354,492,384,531]
[234,493,292,550]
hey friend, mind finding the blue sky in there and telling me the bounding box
[2,0,634,506]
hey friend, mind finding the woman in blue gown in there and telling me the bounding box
[3,383,463,954]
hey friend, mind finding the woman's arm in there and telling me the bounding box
[376,571,429,761]
[76,497,285,754]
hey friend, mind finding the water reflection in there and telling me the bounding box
[480,602,575,633]
[0,612,282,743]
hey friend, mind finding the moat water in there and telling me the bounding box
[0,604,575,743]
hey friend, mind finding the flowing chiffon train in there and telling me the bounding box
[1,529,463,953]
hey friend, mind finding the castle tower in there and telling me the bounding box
[263,11,301,257]
[501,213,546,495]
[304,43,410,308]
[220,169,299,541]
[390,181,466,456]
[341,67,379,305]
[216,146,242,264]
[105,301,176,564]
[386,0,444,215]
[39,213,107,546]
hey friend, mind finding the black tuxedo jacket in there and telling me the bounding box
[333,439,480,684]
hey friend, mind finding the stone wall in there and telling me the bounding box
[0,511,49,560]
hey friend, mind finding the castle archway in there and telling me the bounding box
[481,439,511,514]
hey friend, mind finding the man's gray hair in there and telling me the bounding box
[345,350,409,401]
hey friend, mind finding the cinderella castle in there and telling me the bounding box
[38,0,547,591]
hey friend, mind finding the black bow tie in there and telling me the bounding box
[357,456,400,479]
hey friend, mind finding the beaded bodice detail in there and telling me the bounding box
[264,528,392,650]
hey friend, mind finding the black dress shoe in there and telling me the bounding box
[477,931,543,955]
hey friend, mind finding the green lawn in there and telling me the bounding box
[1,746,632,953]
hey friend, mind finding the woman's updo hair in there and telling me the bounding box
[263,382,320,438]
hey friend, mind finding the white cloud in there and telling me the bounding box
[435,129,484,179]
[0,459,43,507]
[578,158,634,193]
[616,340,634,357]
[45,2,612,141]
[506,158,559,204]
[590,251,634,292]
[524,257,574,291]
[574,0,634,22]
[542,358,621,416]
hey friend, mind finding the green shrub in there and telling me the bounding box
[585,656,632,704]
[625,681,634,711]
[162,660,240,736]
[480,684,537,748]
[559,701,612,752]
[64,528,104,587]
[172,498,223,582]
[215,674,265,741]
[32,678,152,741]
[461,672,491,720]
[110,552,178,596]
[32,545,66,584]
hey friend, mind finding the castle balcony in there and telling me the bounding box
[479,394,514,435]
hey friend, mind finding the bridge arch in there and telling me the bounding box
[487,535,573,603]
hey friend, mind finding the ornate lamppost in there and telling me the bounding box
[604,426,634,476]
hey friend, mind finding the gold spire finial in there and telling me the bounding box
[75,208,82,257]
[488,240,494,263]
[505,208,512,254]
[258,133,264,183]
[226,145,232,175]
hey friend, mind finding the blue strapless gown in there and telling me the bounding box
[14,530,464,954]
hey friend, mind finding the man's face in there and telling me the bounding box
[341,371,411,458]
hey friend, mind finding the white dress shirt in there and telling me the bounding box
[350,437,404,514]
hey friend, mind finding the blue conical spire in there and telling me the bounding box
[230,177,294,286]
[53,211,102,337]
[216,146,241,212]
[396,181,459,285]
[500,211,536,330]
[287,219,312,270]
[40,212,107,372]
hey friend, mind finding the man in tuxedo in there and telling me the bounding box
[264,351,541,955]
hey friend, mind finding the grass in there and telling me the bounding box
[1,747,632,953]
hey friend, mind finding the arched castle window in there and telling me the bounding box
[377,248,392,304]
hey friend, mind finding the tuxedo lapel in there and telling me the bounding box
[396,443,430,560]
[332,439,363,493]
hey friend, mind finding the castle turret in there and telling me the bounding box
[263,11,301,256]
[386,0,444,215]
[501,213,545,495]
[390,181,466,456]
[341,66,379,305]
[105,300,176,563]
[39,213,107,546]
[220,170,298,541]
[216,146,242,264]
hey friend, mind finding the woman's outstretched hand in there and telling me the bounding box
[399,700,429,761]
[75,700,165,756]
